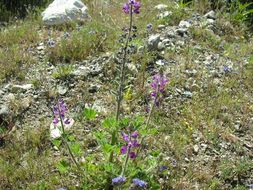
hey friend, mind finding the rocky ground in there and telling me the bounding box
[0,1,252,189]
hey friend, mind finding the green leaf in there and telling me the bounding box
[70,142,82,155]
[102,144,114,154]
[37,181,47,190]
[57,160,69,174]
[83,108,97,120]
[52,139,62,148]
[102,117,117,130]
[67,135,76,142]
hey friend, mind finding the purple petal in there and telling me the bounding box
[132,178,147,187]
[123,3,130,13]
[131,140,140,147]
[64,118,70,124]
[120,145,127,154]
[129,151,137,159]
[112,176,126,185]
[121,132,130,142]
[53,118,59,124]
[131,131,139,138]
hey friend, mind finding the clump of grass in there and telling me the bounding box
[47,21,117,63]
[0,45,34,82]
[0,19,39,83]
[52,65,74,80]
[190,26,222,51]
[158,1,192,26]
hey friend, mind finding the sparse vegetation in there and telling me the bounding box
[0,0,253,189]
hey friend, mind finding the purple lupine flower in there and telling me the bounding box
[120,131,140,159]
[53,99,69,125]
[129,151,137,158]
[131,131,139,138]
[132,178,147,188]
[150,74,168,107]
[123,0,141,14]
[120,145,128,154]
[133,1,141,14]
[122,132,130,142]
[112,176,126,186]
[123,3,130,13]
[64,118,71,125]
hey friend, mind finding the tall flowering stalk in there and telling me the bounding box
[109,0,141,163]
[52,99,80,169]
[137,74,168,154]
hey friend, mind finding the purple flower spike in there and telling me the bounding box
[120,130,140,159]
[112,176,126,186]
[132,178,147,188]
[52,99,72,127]
[150,74,169,107]
[123,0,141,14]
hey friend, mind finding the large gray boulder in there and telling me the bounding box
[42,0,89,25]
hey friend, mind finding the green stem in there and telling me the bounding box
[136,86,159,156]
[58,107,80,169]
[109,4,133,163]
[121,146,131,176]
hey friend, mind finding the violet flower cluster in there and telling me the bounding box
[53,99,71,125]
[112,176,126,186]
[120,131,140,159]
[123,0,141,14]
[132,178,147,188]
[151,74,169,107]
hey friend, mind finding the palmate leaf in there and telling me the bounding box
[57,160,69,174]
[83,108,97,120]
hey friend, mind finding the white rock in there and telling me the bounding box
[179,20,191,28]
[156,59,168,66]
[158,11,172,19]
[12,84,33,92]
[193,145,199,153]
[0,105,9,116]
[147,34,160,51]
[155,4,168,10]
[206,18,215,25]
[57,85,68,95]
[50,118,74,139]
[204,10,216,20]
[42,0,89,25]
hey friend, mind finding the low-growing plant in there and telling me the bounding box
[52,65,74,79]
[227,0,253,25]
